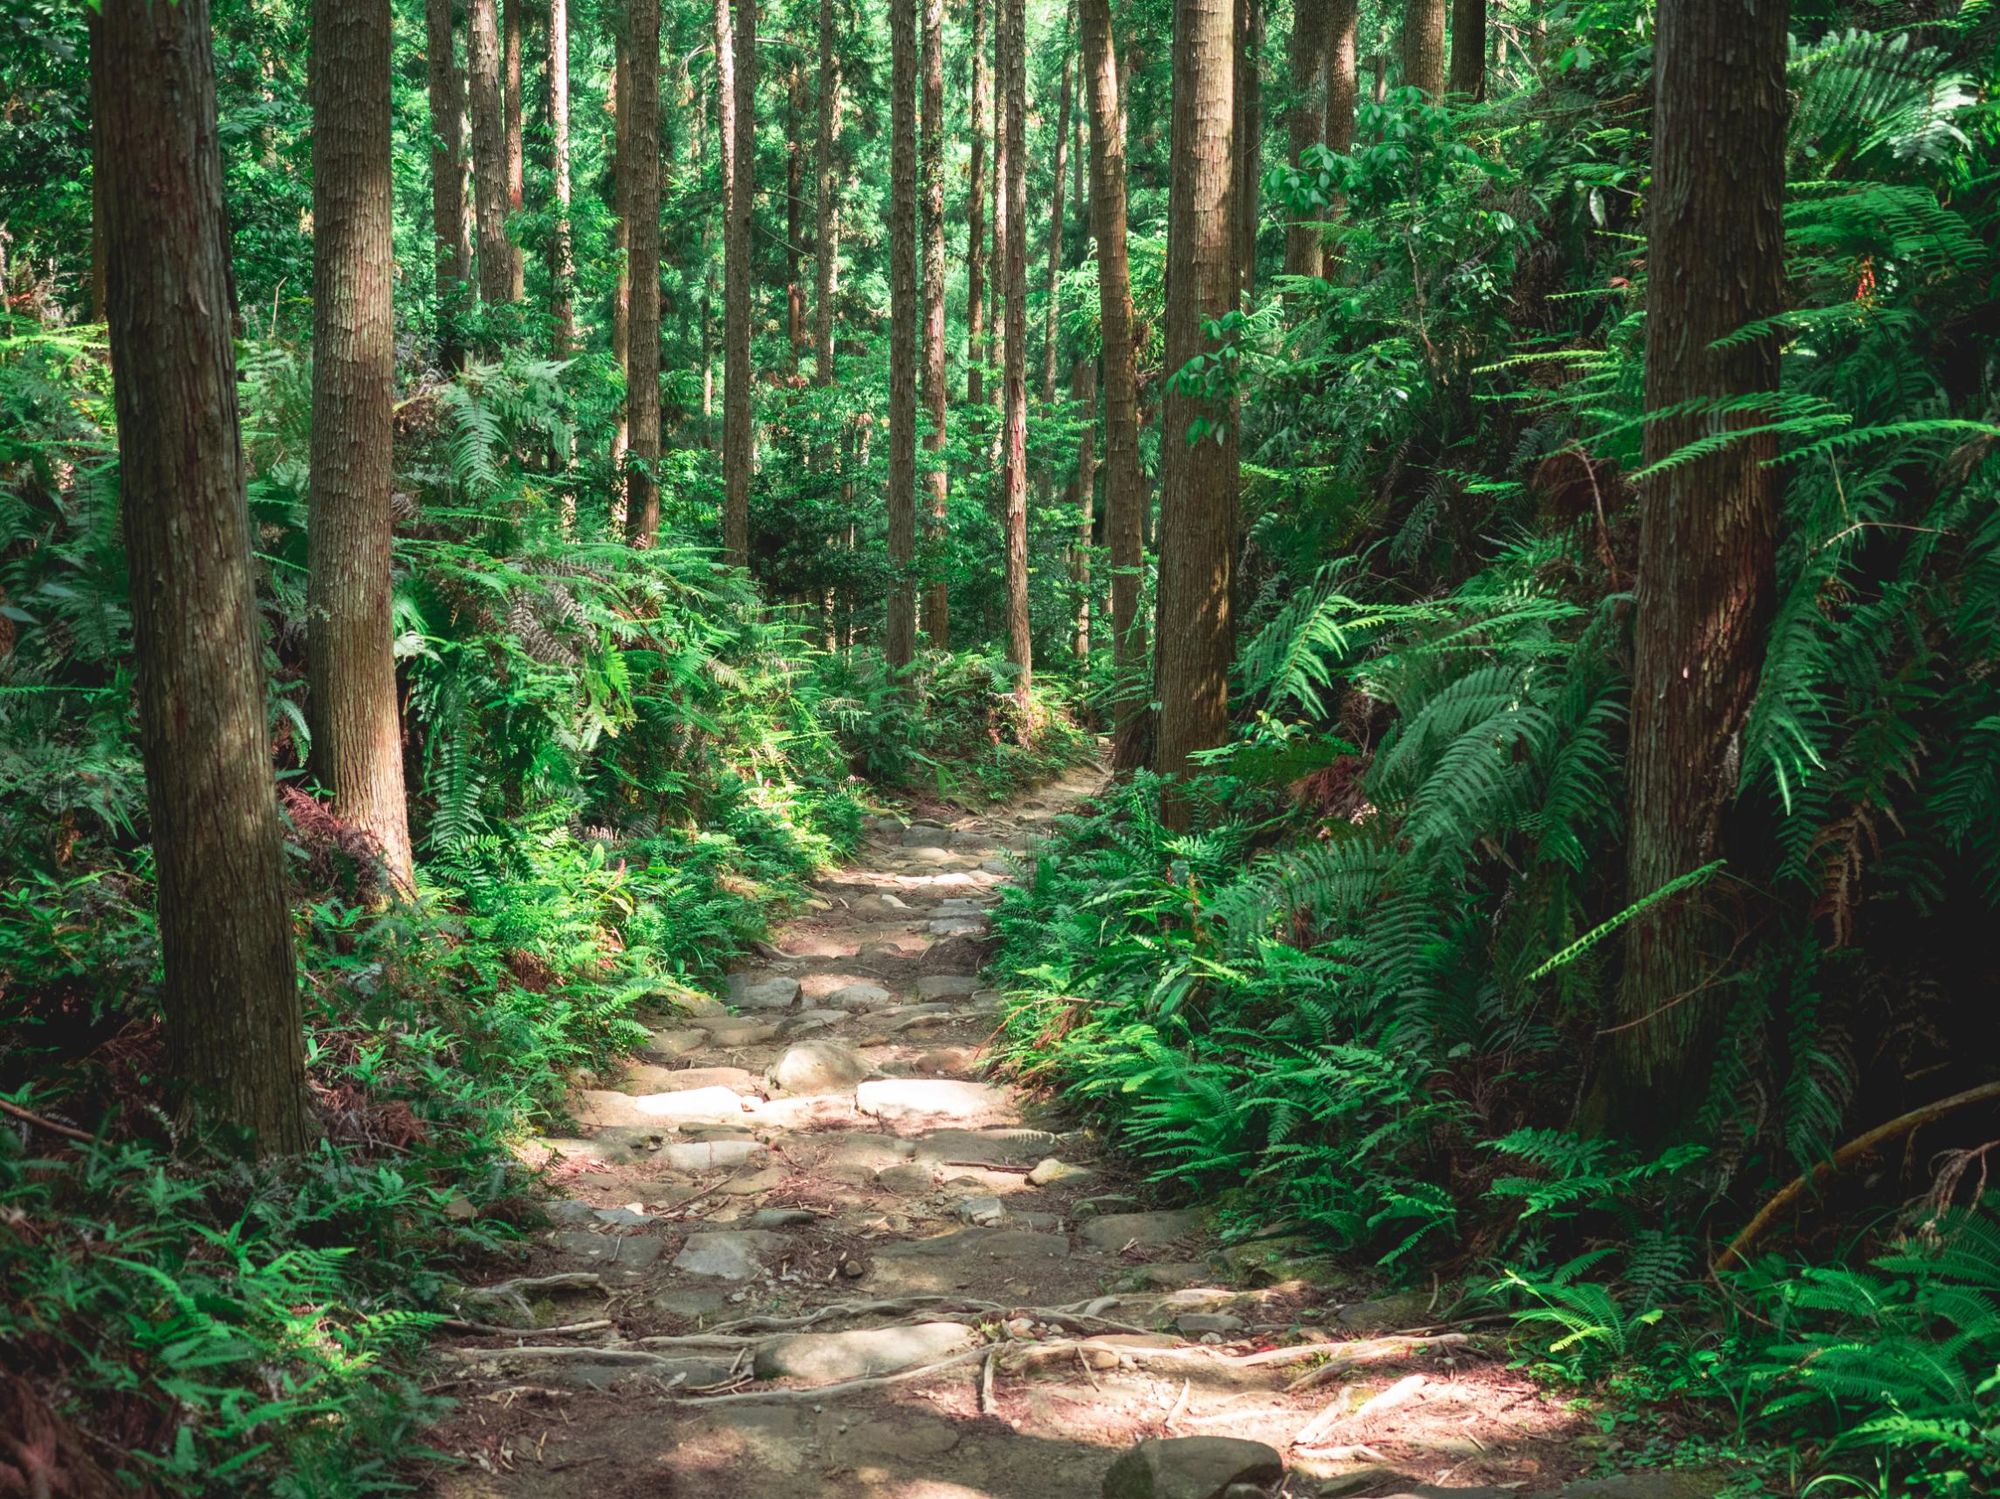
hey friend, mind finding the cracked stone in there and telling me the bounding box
[766,1039,873,1094]
[1081,1210,1206,1252]
[753,1321,976,1383]
[1100,1437,1285,1499]
[671,1229,785,1280]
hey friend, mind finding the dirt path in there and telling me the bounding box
[429,769,1613,1499]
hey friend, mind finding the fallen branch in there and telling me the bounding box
[440,1318,612,1339]
[1291,1388,1353,1448]
[1285,1334,1474,1393]
[0,1097,93,1144]
[1713,1080,2000,1274]
[979,1349,999,1417]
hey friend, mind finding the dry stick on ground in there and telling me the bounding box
[0,1098,93,1143]
[440,1318,613,1338]
[979,1347,1000,1416]
[1713,1079,2000,1274]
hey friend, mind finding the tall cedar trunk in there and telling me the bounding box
[1606,0,1789,1131]
[1041,8,1073,407]
[547,0,574,353]
[309,0,414,892]
[467,0,510,302]
[1000,0,1031,711]
[608,42,630,486]
[786,64,806,363]
[92,0,308,1151]
[1153,0,1237,819]
[1326,0,1356,150]
[1401,0,1443,97]
[813,0,838,386]
[1070,349,1097,659]
[504,0,525,298]
[1448,0,1484,98]
[1234,0,1260,296]
[1284,0,1326,278]
[624,0,662,543]
[1080,0,1145,767]
[920,0,950,646]
[989,3,1005,393]
[964,0,988,407]
[886,0,919,668]
[426,0,468,368]
[721,0,755,566]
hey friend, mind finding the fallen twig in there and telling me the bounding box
[0,1097,93,1144]
[979,1349,999,1417]
[441,1318,613,1339]
[1161,1378,1190,1432]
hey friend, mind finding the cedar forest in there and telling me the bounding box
[2,0,1998,1494]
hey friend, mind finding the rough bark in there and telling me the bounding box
[1326,0,1356,150]
[609,39,630,484]
[921,0,950,647]
[92,0,309,1152]
[813,0,839,386]
[1234,0,1261,296]
[426,0,468,368]
[965,0,989,407]
[1070,350,1097,660]
[309,0,414,893]
[1606,0,1790,1130]
[989,0,1006,391]
[504,0,525,299]
[547,0,574,354]
[624,0,662,544]
[467,0,510,303]
[1153,0,1238,818]
[1079,0,1146,767]
[1285,0,1326,278]
[1448,0,1484,99]
[1401,0,1443,98]
[1041,8,1074,407]
[721,0,755,566]
[1000,0,1031,711]
[886,0,920,669]
[786,62,806,365]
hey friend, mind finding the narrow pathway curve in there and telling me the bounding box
[431,769,1609,1499]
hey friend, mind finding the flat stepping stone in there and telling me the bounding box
[551,1230,665,1278]
[857,1078,1012,1123]
[1080,1209,1206,1252]
[876,1227,1070,1261]
[826,981,895,1010]
[658,1139,767,1171]
[766,1039,874,1093]
[919,935,990,974]
[616,1065,758,1095]
[915,974,980,1000]
[688,1019,782,1047]
[911,1127,1061,1164]
[749,1093,860,1129]
[672,1229,785,1280]
[854,892,910,912]
[753,1321,976,1383]
[641,1029,707,1061]
[716,1164,788,1196]
[928,918,989,936]
[1101,1436,1284,1499]
[875,1162,938,1194]
[1028,1157,1095,1186]
[905,846,957,864]
[727,975,801,1011]
[900,824,954,848]
[576,1086,751,1127]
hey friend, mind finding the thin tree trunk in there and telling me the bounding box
[1234,0,1260,296]
[1080,0,1145,767]
[547,0,574,354]
[813,0,839,386]
[1326,0,1356,151]
[467,0,510,303]
[964,0,988,407]
[1448,0,1484,99]
[1070,350,1096,660]
[1000,0,1031,713]
[309,0,414,893]
[426,0,468,368]
[1605,0,1789,1132]
[887,0,919,668]
[1285,0,1326,278]
[921,0,950,647]
[1153,0,1237,819]
[721,0,755,566]
[624,0,662,544]
[93,0,308,1151]
[504,0,525,299]
[1041,6,1073,407]
[786,62,806,365]
[609,40,630,489]
[1401,0,1443,98]
[989,2,1005,393]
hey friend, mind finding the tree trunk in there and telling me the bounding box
[886,0,919,668]
[1284,0,1326,278]
[1041,8,1073,407]
[989,2,1006,394]
[624,0,662,544]
[1080,0,1146,768]
[92,0,309,1151]
[1605,0,1789,1131]
[467,0,510,303]
[920,0,950,648]
[426,0,468,368]
[1070,350,1097,660]
[608,40,630,492]
[813,0,839,386]
[1000,0,1031,712]
[1153,0,1237,818]
[309,0,414,893]
[964,0,988,407]
[504,0,525,299]
[721,0,755,566]
[547,0,574,354]
[786,62,806,365]
[1234,0,1260,296]
[1448,0,1484,99]
[1401,0,1443,98]
[1327,0,1356,150]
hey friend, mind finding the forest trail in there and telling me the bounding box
[428,768,1604,1499]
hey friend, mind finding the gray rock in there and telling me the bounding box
[920,934,990,973]
[954,1195,1006,1225]
[1334,1291,1433,1333]
[642,1028,707,1061]
[929,918,989,936]
[830,1413,963,1461]
[901,823,954,848]
[579,1085,749,1126]
[753,1321,976,1383]
[916,974,981,1000]
[1081,1209,1206,1252]
[1173,1313,1243,1337]
[747,1207,819,1229]
[1561,1474,1730,1499]
[592,1205,657,1227]
[544,1199,599,1224]
[857,1078,1010,1122]
[1101,1437,1285,1499]
[827,981,895,1010]
[910,1127,1060,1165]
[619,1064,758,1094]
[728,974,802,1011]
[906,845,958,864]
[672,1229,785,1280]
[659,1139,766,1171]
[779,1009,845,1037]
[876,1162,937,1195]
[766,1039,873,1094]
[550,1231,666,1276]
[692,1019,783,1047]
[1028,1157,1094,1187]
[877,1228,1070,1261]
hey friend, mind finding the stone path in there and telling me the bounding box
[428,767,1644,1499]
